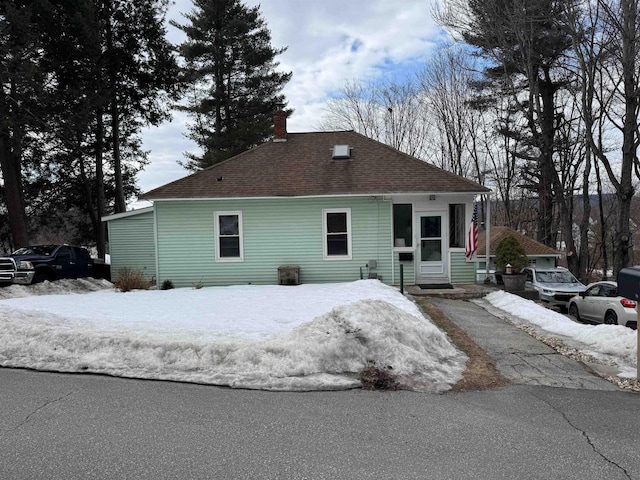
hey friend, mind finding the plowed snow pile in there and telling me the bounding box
[0,280,466,392]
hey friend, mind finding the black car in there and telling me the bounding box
[0,245,93,285]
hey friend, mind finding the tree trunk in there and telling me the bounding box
[576,149,592,282]
[0,133,29,248]
[95,107,106,259]
[535,74,557,249]
[613,0,638,275]
[111,99,125,213]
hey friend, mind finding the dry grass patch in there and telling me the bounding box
[113,267,151,292]
[415,298,508,392]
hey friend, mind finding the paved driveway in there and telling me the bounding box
[429,297,619,391]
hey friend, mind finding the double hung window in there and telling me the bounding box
[214,212,243,261]
[323,209,351,259]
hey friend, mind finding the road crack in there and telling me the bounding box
[4,390,77,434]
[533,393,633,479]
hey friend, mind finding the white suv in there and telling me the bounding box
[523,267,586,312]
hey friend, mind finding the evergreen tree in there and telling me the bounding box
[0,1,180,255]
[174,0,292,170]
[0,0,51,248]
[436,0,576,250]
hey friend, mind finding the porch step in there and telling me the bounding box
[405,283,500,300]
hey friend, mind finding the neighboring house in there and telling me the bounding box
[104,112,489,288]
[476,226,561,282]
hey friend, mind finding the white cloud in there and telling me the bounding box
[138,0,444,197]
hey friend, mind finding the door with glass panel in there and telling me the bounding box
[417,213,447,282]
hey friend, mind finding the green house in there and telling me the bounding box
[104,113,489,288]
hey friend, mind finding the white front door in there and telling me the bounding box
[416,212,448,283]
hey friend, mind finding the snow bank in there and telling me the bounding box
[0,280,466,392]
[0,278,112,299]
[484,291,637,376]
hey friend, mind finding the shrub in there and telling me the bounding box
[495,235,528,272]
[113,267,150,292]
[161,279,174,290]
[359,363,399,391]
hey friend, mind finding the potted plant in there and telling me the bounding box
[495,235,528,291]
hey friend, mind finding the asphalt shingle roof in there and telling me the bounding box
[477,226,560,257]
[143,131,489,200]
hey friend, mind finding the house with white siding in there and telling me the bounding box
[103,112,490,288]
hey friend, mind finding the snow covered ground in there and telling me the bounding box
[0,280,466,392]
[1,279,636,392]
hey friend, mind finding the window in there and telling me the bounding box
[393,204,412,248]
[449,204,465,248]
[214,211,243,261]
[323,208,351,259]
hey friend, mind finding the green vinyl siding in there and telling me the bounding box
[107,211,156,282]
[393,254,415,286]
[450,251,475,284]
[155,196,392,287]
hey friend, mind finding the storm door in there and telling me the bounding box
[416,213,448,282]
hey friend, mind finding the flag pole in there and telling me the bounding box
[485,192,491,283]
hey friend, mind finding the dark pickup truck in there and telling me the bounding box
[0,245,93,285]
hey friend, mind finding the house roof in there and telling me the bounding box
[477,226,560,257]
[102,206,153,223]
[143,131,489,200]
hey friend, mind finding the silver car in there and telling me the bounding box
[524,267,586,312]
[568,281,638,329]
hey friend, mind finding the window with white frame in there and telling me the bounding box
[214,211,243,261]
[323,208,351,259]
[449,203,465,248]
[393,204,413,248]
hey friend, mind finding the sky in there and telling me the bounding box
[136,0,445,203]
[0,278,636,392]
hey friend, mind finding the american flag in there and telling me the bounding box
[466,203,478,260]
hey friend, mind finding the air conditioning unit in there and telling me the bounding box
[278,266,300,285]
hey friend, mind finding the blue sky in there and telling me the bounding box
[136,0,444,203]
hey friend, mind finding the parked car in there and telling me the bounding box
[0,245,93,285]
[568,281,638,329]
[523,267,586,312]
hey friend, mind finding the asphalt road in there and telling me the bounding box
[1,366,639,480]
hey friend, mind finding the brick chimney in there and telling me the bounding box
[273,110,287,142]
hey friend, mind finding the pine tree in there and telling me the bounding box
[0,0,50,248]
[436,0,575,249]
[174,0,292,170]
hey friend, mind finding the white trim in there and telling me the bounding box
[415,210,448,282]
[322,208,352,260]
[154,206,160,285]
[214,211,244,262]
[102,206,154,222]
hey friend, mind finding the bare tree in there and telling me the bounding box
[419,46,479,177]
[435,0,578,250]
[320,78,429,158]
[566,0,640,275]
